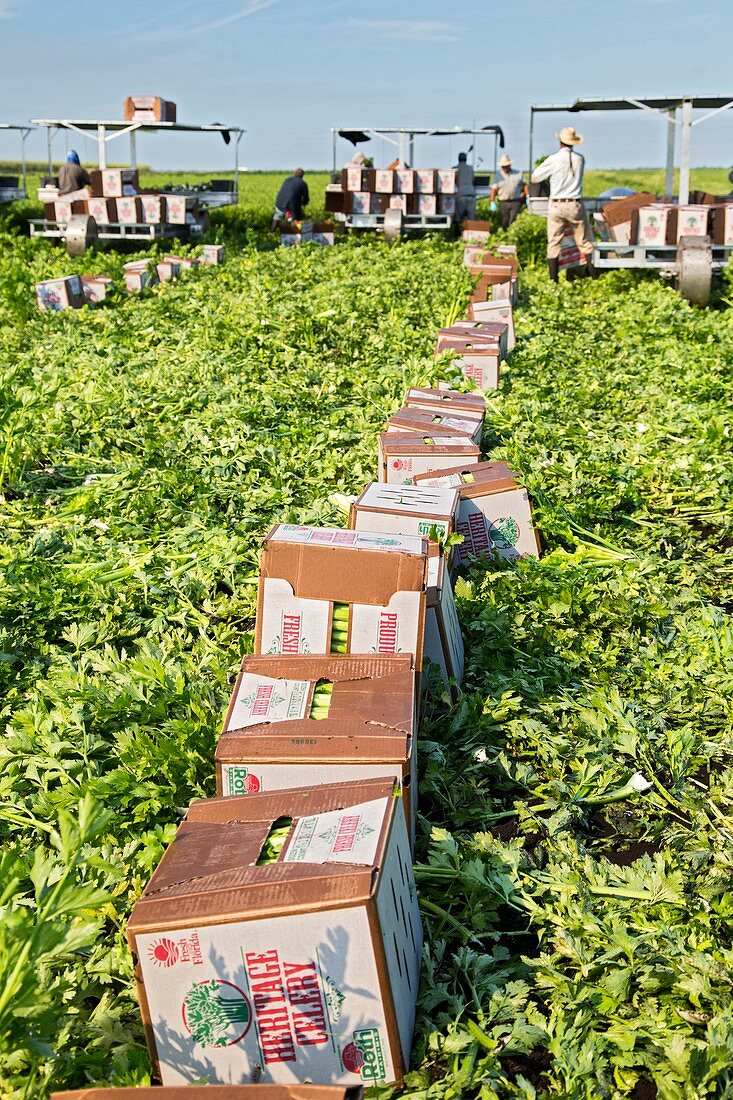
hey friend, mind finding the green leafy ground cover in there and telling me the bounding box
[1,210,733,1098]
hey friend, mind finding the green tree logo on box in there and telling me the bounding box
[182,979,252,1047]
[489,516,519,549]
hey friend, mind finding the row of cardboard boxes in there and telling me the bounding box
[603,193,733,247]
[326,189,457,217]
[115,250,538,1089]
[280,221,336,247]
[45,192,190,227]
[340,167,458,194]
[35,245,224,311]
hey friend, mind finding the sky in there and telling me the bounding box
[1,0,732,173]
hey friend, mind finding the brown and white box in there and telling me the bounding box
[380,433,481,485]
[126,779,422,1088]
[216,654,417,837]
[54,1087,362,1100]
[403,387,486,421]
[35,275,84,312]
[255,525,428,669]
[384,407,484,446]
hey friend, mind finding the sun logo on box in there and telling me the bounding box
[148,937,180,967]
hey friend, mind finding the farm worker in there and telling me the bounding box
[490,155,528,229]
[271,168,310,230]
[347,151,366,167]
[454,152,476,223]
[58,150,91,196]
[530,126,596,282]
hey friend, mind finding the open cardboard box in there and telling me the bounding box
[202,243,225,264]
[601,192,656,245]
[54,1088,362,1100]
[384,407,483,446]
[81,274,113,304]
[422,546,464,687]
[379,433,480,485]
[255,525,428,670]
[126,779,422,1088]
[435,339,501,392]
[217,654,418,839]
[349,482,459,546]
[123,95,177,122]
[467,299,515,350]
[412,461,540,562]
[90,168,139,198]
[461,220,491,245]
[123,259,159,293]
[437,321,508,359]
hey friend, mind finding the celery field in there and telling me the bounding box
[2,206,733,1099]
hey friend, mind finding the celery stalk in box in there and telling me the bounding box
[126,779,422,1087]
[255,525,428,670]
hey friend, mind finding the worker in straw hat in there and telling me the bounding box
[490,154,528,229]
[530,126,597,282]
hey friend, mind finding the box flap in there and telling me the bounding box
[53,1087,363,1099]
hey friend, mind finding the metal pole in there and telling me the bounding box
[97,123,106,170]
[234,131,242,197]
[47,127,53,177]
[398,131,404,165]
[20,130,28,192]
[129,129,137,169]
[664,108,676,200]
[409,131,414,167]
[332,129,336,174]
[678,97,693,205]
[493,133,497,176]
[528,108,534,178]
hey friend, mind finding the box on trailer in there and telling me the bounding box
[90,168,139,198]
[438,195,455,215]
[395,169,415,194]
[325,186,346,214]
[44,199,73,223]
[379,432,481,485]
[123,259,158,293]
[712,204,733,245]
[385,407,484,446]
[349,191,371,214]
[123,95,176,122]
[601,192,657,245]
[374,169,395,193]
[164,195,187,225]
[35,275,84,312]
[139,193,165,224]
[126,779,422,1087]
[674,205,710,241]
[255,524,428,670]
[418,194,437,216]
[468,298,515,349]
[86,196,115,224]
[415,169,437,194]
[201,243,225,264]
[436,169,456,194]
[81,274,113,304]
[632,204,673,246]
[403,387,486,420]
[115,196,142,224]
[217,654,417,837]
[54,1088,363,1100]
[413,461,539,561]
[341,167,371,192]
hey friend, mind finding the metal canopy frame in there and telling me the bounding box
[330,125,505,175]
[31,118,245,193]
[529,96,733,204]
[0,123,34,196]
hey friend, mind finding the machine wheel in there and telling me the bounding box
[383,207,403,244]
[65,214,98,257]
[677,235,712,306]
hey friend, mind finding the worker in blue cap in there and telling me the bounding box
[58,149,91,196]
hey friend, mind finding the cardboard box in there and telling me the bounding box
[325,186,346,214]
[311,222,335,246]
[86,196,115,225]
[379,433,481,485]
[403,387,486,419]
[123,260,158,293]
[462,220,491,245]
[342,167,370,192]
[438,195,455,216]
[90,169,139,198]
[413,461,539,561]
[255,525,428,670]
[165,195,187,225]
[415,169,437,194]
[602,192,657,245]
[422,549,464,686]
[165,253,199,270]
[436,169,456,194]
[374,169,395,193]
[370,193,384,215]
[712,204,733,245]
[216,654,417,836]
[140,193,165,224]
[81,274,113,304]
[633,204,673,246]
[123,95,177,123]
[437,320,509,359]
[385,408,484,446]
[349,482,459,546]
[44,199,73,223]
[350,192,370,215]
[468,299,515,350]
[675,205,710,241]
[54,1088,363,1100]
[437,342,500,391]
[417,194,437,216]
[395,170,415,194]
[157,260,181,282]
[126,779,422,1087]
[35,275,84,312]
[463,248,518,277]
[201,243,225,264]
[115,196,142,225]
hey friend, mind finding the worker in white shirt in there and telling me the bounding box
[455,152,476,223]
[490,154,528,229]
[530,126,596,282]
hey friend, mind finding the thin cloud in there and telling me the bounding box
[343,18,460,42]
[0,0,22,17]
[186,0,278,34]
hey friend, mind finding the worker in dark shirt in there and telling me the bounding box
[271,168,309,230]
[58,150,91,196]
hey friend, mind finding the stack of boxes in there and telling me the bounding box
[602,194,733,247]
[44,167,190,228]
[326,167,457,218]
